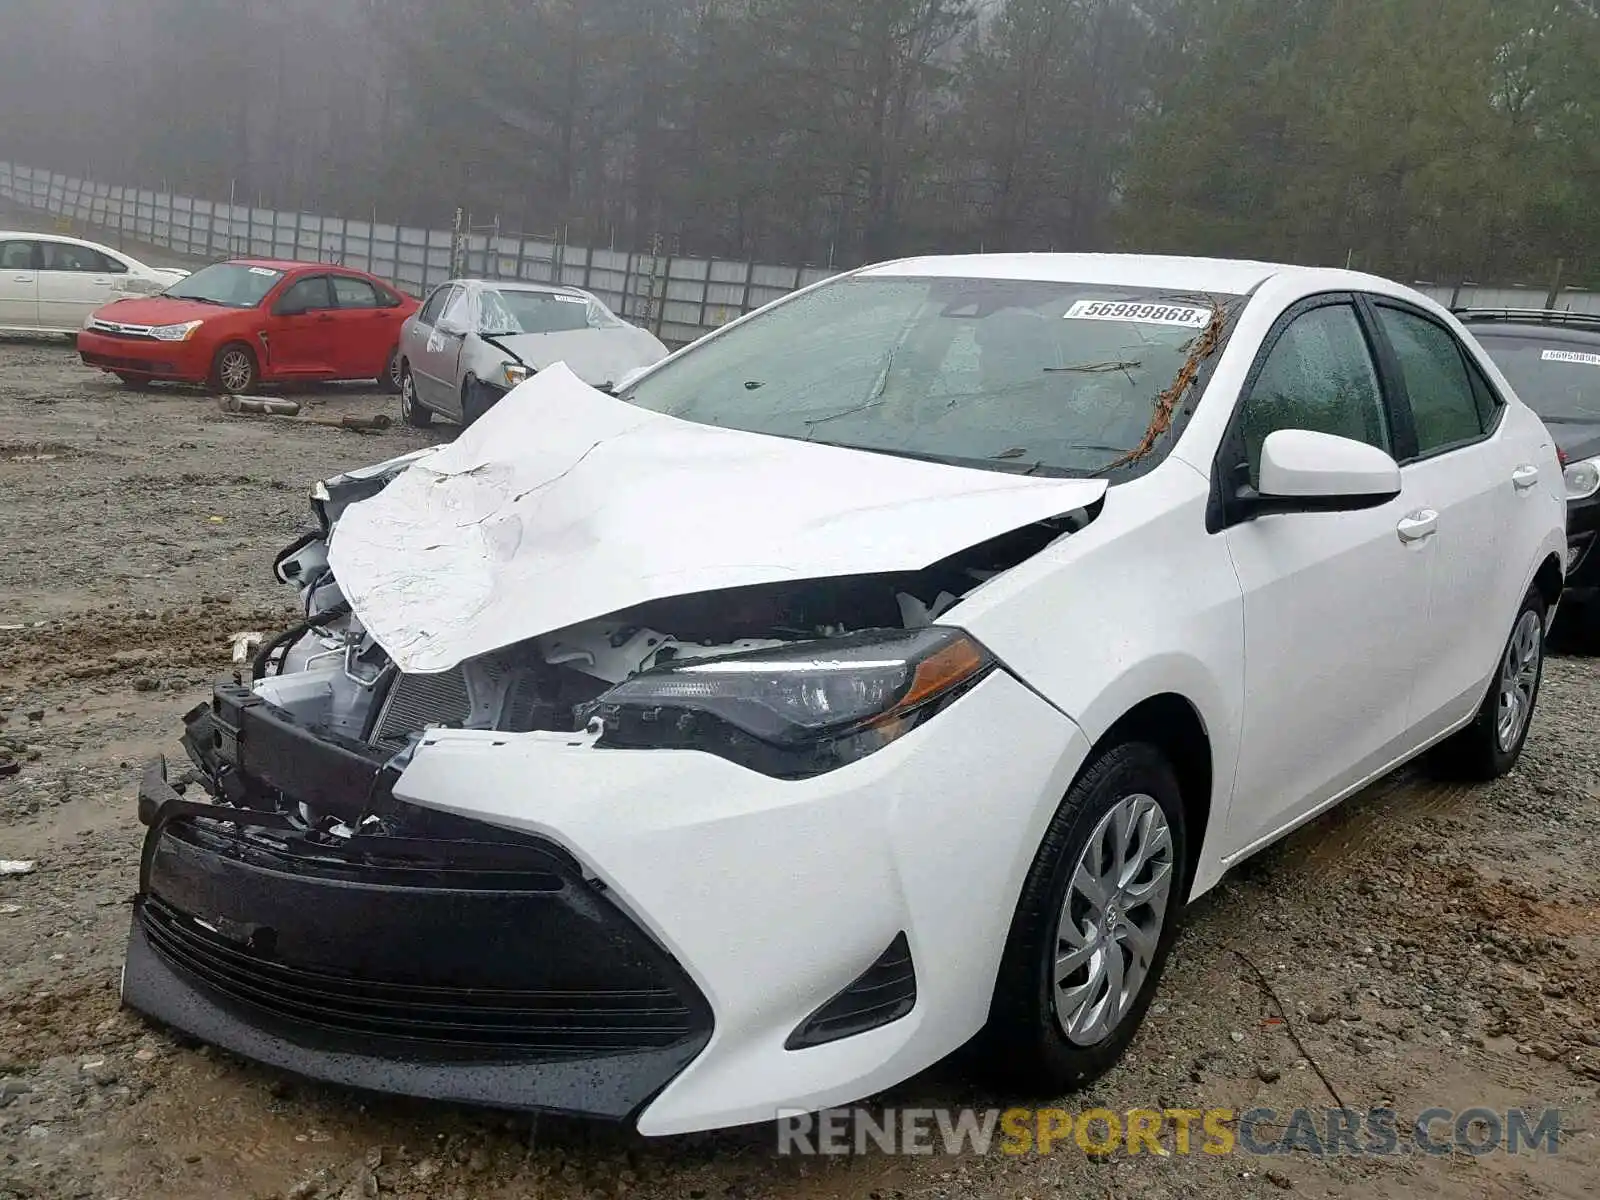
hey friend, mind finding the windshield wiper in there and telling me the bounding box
[1044,360,1143,374]
[171,294,226,306]
[803,436,1082,477]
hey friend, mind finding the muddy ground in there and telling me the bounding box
[1,331,1598,1200]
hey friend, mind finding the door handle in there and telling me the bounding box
[1512,464,1540,491]
[1397,510,1439,543]
[317,314,335,323]
[13,274,32,282]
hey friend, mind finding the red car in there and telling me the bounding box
[77,260,419,394]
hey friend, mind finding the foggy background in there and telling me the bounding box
[0,0,1596,284]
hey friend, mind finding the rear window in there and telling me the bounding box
[1473,329,1600,423]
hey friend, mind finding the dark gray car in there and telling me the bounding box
[397,279,669,427]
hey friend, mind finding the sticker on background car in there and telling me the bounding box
[1540,349,1600,367]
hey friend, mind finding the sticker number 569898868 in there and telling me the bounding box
[1064,300,1213,328]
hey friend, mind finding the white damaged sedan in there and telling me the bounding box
[123,254,1566,1135]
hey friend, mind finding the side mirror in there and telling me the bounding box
[1239,429,1401,516]
[275,299,308,317]
[435,316,469,338]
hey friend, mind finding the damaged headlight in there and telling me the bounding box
[502,362,531,387]
[583,627,994,778]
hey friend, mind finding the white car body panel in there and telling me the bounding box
[141,253,1568,1136]
[392,671,1090,1134]
[0,231,186,333]
[328,363,1106,675]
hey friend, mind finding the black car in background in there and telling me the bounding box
[1459,309,1600,634]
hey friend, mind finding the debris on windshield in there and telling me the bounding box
[1095,303,1228,475]
[992,448,1028,460]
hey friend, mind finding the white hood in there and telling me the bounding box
[328,364,1107,674]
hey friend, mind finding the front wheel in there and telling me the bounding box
[400,367,432,428]
[211,343,258,395]
[982,742,1186,1093]
[1429,587,1546,780]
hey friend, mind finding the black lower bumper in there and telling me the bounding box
[122,691,712,1122]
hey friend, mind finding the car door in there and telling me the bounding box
[37,241,122,331]
[404,285,451,405]
[328,274,400,379]
[1364,299,1526,743]
[414,285,470,416]
[1219,297,1431,855]
[0,239,40,328]
[267,275,339,376]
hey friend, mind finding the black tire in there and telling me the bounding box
[982,741,1187,1093]
[399,366,432,428]
[461,375,498,427]
[115,374,151,390]
[380,346,403,395]
[1429,587,1547,781]
[210,342,258,395]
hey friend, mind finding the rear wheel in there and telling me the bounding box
[381,346,403,394]
[983,741,1186,1092]
[400,367,432,428]
[211,343,258,395]
[1429,587,1546,780]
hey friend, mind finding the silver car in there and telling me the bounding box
[397,279,669,427]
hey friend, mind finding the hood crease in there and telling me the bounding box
[327,364,1107,674]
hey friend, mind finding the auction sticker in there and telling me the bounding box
[1065,300,1212,328]
[1542,349,1600,367]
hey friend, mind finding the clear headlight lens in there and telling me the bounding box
[502,362,531,387]
[582,627,994,778]
[1565,457,1600,501]
[150,320,204,342]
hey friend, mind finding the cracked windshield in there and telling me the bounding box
[622,278,1237,476]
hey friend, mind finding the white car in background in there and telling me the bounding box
[124,254,1566,1136]
[0,231,189,334]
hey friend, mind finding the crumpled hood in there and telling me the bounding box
[492,328,666,389]
[328,364,1107,674]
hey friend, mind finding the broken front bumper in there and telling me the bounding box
[122,693,714,1121]
[125,672,1090,1134]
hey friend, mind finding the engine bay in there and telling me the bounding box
[251,502,1098,753]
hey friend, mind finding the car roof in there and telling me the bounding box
[857,252,1403,297]
[224,258,383,276]
[0,230,122,254]
[447,277,591,299]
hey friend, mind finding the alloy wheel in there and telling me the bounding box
[1496,609,1542,752]
[1054,793,1175,1046]
[218,349,252,394]
[389,352,403,391]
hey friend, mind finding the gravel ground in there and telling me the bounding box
[1,336,1597,1200]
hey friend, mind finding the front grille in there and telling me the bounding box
[87,319,156,339]
[140,896,700,1058]
[372,669,471,745]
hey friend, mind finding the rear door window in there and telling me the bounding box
[331,276,380,308]
[1373,306,1486,456]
